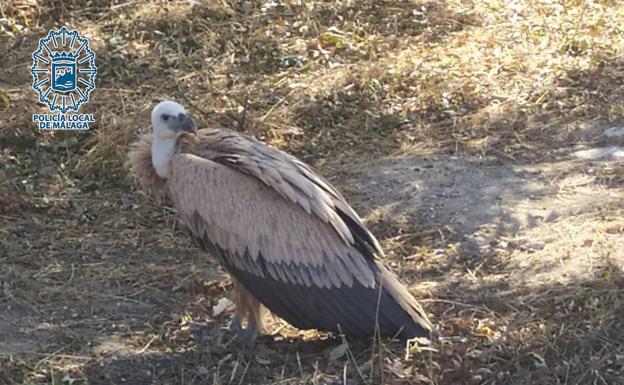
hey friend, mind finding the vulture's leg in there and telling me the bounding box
[230,277,265,342]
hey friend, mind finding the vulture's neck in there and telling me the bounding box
[151,135,177,178]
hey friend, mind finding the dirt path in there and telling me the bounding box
[348,146,623,288]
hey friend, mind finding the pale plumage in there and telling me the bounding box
[128,101,436,341]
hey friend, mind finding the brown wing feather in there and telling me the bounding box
[192,130,383,254]
[167,153,374,288]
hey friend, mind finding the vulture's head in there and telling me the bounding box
[151,100,197,139]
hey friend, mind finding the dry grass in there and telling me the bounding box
[1,0,623,384]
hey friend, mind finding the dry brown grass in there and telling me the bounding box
[1,0,623,384]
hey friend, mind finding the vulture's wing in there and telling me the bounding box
[168,152,374,289]
[194,130,383,260]
[167,135,434,338]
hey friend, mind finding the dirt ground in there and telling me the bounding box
[1,127,622,384]
[1,1,623,384]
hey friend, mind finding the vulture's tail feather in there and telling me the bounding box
[375,262,438,340]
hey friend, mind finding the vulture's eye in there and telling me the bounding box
[162,114,169,121]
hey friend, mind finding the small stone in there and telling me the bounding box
[604,127,624,138]
[475,368,493,376]
[40,165,57,176]
[197,366,209,376]
[545,211,559,222]
[574,146,624,160]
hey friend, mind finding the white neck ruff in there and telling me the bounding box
[151,135,177,178]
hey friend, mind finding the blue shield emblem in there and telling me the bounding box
[32,27,97,113]
[51,58,76,92]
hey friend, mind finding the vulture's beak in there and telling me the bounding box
[175,113,197,133]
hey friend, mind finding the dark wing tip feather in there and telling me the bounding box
[335,209,383,259]
[377,263,437,339]
[213,243,435,340]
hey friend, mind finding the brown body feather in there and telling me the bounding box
[128,129,436,339]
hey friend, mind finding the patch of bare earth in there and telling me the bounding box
[340,125,624,384]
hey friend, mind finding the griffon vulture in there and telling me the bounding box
[128,100,436,341]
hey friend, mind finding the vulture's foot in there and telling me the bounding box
[228,314,258,344]
[229,314,242,334]
[235,325,258,344]
[186,321,210,344]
